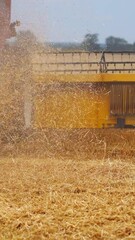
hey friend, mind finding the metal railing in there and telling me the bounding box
[31,51,135,74]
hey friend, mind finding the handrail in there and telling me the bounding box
[32,51,135,74]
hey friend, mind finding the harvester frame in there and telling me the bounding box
[30,51,135,129]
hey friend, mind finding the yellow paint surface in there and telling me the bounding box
[33,73,135,84]
[34,86,116,129]
[33,72,135,129]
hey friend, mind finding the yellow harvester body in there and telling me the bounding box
[31,51,135,129]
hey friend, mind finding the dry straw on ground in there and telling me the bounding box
[0,130,135,240]
[0,155,135,240]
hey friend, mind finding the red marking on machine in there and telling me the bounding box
[0,0,20,48]
[0,0,11,48]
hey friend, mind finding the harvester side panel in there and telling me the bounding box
[110,83,135,116]
[33,83,115,129]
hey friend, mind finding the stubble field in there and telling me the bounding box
[0,130,135,240]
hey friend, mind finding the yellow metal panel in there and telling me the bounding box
[33,74,102,83]
[34,90,99,128]
[97,93,110,128]
[33,87,115,129]
[33,73,135,84]
[103,74,135,82]
[126,118,135,126]
[33,70,135,128]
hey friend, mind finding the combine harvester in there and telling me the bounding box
[32,51,135,129]
[1,0,135,131]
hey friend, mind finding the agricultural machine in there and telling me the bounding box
[32,51,135,129]
[1,0,135,129]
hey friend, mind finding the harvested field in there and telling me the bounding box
[0,130,135,240]
[2,129,135,160]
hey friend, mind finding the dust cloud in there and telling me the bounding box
[0,5,135,240]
